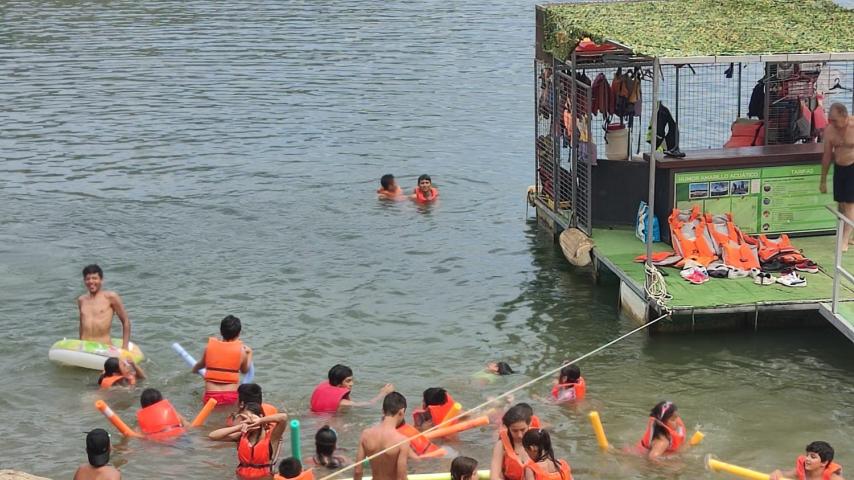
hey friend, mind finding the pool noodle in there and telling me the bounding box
[588,411,609,450]
[172,341,254,383]
[706,456,792,480]
[423,415,489,440]
[95,400,141,438]
[290,419,301,461]
[363,470,490,480]
[690,431,705,446]
[191,398,218,427]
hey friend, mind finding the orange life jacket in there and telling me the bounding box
[668,207,716,266]
[551,377,586,402]
[414,187,438,203]
[530,415,542,429]
[310,382,351,413]
[426,393,456,425]
[720,241,761,270]
[757,234,801,263]
[397,423,446,458]
[99,373,135,389]
[203,337,243,384]
[795,455,842,480]
[136,400,185,440]
[524,459,573,480]
[274,470,315,480]
[237,430,273,478]
[500,429,526,480]
[638,416,685,454]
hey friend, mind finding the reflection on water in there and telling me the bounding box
[0,0,852,479]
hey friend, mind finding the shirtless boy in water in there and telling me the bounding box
[354,392,409,480]
[377,174,404,200]
[820,103,854,251]
[78,264,131,350]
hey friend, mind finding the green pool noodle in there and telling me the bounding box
[290,419,301,461]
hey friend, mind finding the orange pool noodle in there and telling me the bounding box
[424,415,489,440]
[95,400,140,437]
[191,398,218,427]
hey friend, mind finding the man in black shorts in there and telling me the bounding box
[821,103,854,251]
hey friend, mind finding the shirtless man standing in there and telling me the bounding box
[821,103,854,251]
[78,264,131,350]
[354,392,409,480]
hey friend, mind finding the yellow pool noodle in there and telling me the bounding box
[588,411,608,450]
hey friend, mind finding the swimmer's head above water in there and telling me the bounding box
[220,315,242,341]
[328,364,354,389]
[487,361,514,375]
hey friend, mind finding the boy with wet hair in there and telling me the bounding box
[771,441,844,480]
[78,263,131,350]
[74,429,121,480]
[414,387,450,429]
[377,174,404,200]
[310,364,394,412]
[412,174,438,202]
[276,457,314,480]
[354,392,409,480]
[192,315,253,406]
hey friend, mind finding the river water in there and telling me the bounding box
[1,1,852,478]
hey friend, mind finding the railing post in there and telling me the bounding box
[833,215,844,314]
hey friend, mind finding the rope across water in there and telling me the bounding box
[317,311,673,480]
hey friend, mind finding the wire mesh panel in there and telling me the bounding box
[535,60,561,208]
[570,75,594,235]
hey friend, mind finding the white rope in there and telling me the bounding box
[645,263,672,314]
[317,311,672,480]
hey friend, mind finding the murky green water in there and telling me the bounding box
[0,1,852,478]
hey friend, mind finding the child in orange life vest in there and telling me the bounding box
[411,174,439,203]
[490,405,532,480]
[99,357,146,389]
[452,456,479,480]
[638,401,686,461]
[209,402,289,479]
[192,314,252,406]
[770,441,844,480]
[276,457,315,480]
[311,425,350,469]
[136,388,188,440]
[309,364,394,413]
[551,364,585,403]
[227,383,279,426]
[522,429,573,480]
[377,174,404,200]
[413,387,456,430]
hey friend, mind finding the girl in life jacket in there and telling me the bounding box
[412,174,439,203]
[490,405,532,480]
[209,402,290,479]
[413,387,455,430]
[770,441,844,480]
[136,388,188,441]
[637,401,686,461]
[311,425,349,469]
[98,357,146,389]
[451,456,479,480]
[551,364,586,403]
[275,457,315,480]
[521,429,573,480]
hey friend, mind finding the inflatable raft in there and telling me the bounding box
[48,338,144,370]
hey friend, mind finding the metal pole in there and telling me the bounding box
[675,65,680,124]
[645,58,661,283]
[570,51,578,225]
[551,56,560,215]
[833,216,844,314]
[534,60,539,202]
[737,63,743,118]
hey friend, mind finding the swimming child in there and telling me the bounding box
[451,456,480,480]
[377,174,404,200]
[354,392,410,480]
[637,401,686,460]
[227,383,279,425]
[276,457,315,480]
[309,364,394,413]
[551,364,585,403]
[209,402,289,479]
[74,429,121,480]
[770,441,844,480]
[312,425,349,469]
[412,174,439,203]
[99,357,146,388]
[490,404,532,480]
[413,387,457,430]
[488,362,515,376]
[136,388,189,441]
[522,429,573,480]
[192,314,253,406]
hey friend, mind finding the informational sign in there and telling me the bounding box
[674,164,835,234]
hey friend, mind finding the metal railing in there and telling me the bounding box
[827,205,854,314]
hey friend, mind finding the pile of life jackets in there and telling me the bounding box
[638,206,816,274]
